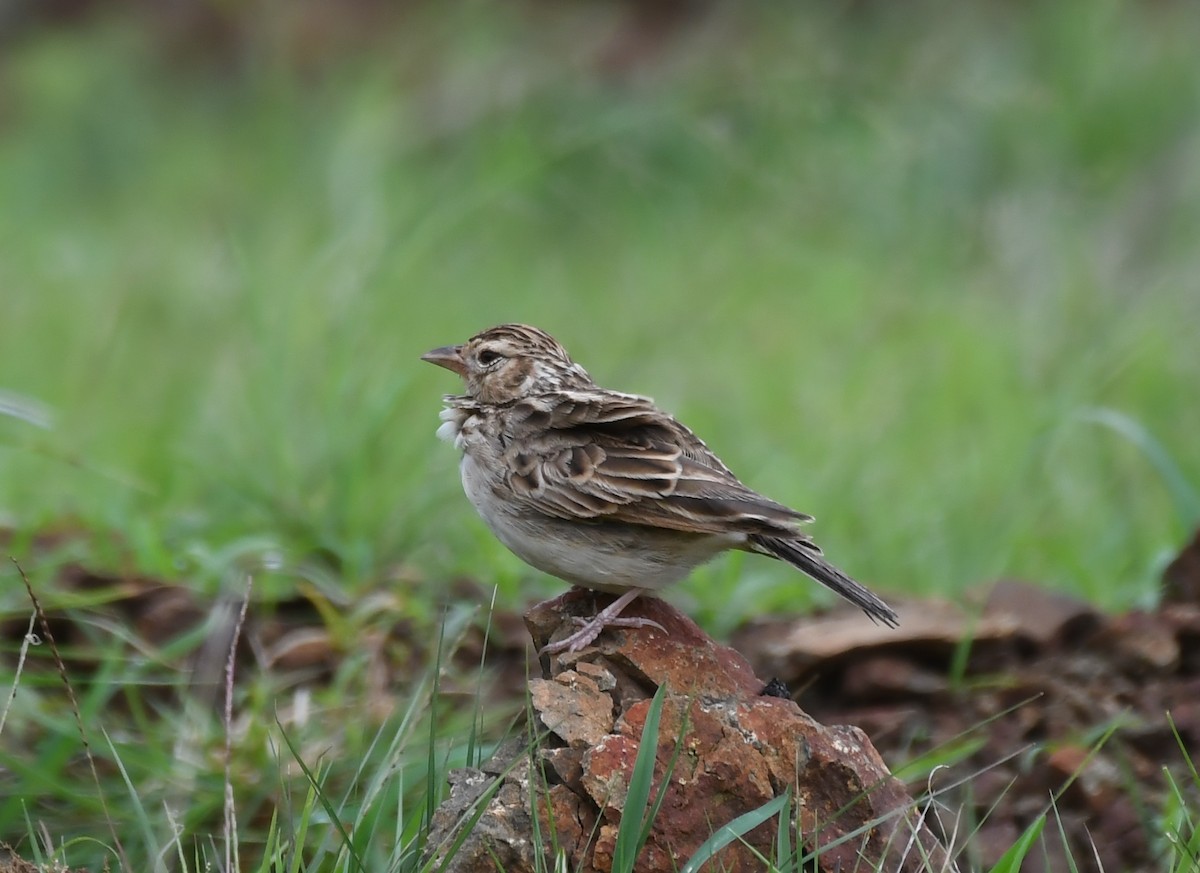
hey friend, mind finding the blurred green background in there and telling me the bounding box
[2,0,1198,630]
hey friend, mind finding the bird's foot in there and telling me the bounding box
[570,615,666,632]
[540,589,660,655]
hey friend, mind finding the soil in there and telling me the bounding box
[3,527,1198,872]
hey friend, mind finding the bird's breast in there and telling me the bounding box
[436,406,471,447]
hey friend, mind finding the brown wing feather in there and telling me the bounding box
[502,390,810,536]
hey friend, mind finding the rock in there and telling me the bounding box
[731,598,1019,685]
[530,670,615,747]
[0,842,87,873]
[983,579,1101,649]
[424,592,955,873]
[1092,611,1180,674]
[841,655,949,700]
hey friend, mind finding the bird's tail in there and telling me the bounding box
[750,534,899,627]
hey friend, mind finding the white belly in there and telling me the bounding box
[459,453,738,593]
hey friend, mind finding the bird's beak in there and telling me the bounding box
[421,344,467,377]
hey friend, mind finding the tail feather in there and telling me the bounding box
[750,534,899,628]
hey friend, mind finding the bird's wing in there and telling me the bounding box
[500,391,811,535]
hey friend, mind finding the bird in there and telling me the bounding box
[422,323,898,654]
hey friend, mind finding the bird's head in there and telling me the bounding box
[421,324,593,404]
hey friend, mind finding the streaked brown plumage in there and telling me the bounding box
[423,324,898,653]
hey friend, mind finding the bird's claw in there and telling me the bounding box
[570,615,666,633]
[540,615,665,656]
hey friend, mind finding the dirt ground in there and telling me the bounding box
[3,528,1198,872]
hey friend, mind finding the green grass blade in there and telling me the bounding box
[275,719,367,873]
[1048,794,1081,873]
[287,783,318,873]
[467,588,499,769]
[679,793,791,873]
[426,616,448,833]
[102,727,162,870]
[773,790,792,871]
[987,815,1046,873]
[611,684,666,873]
[1165,713,1200,873]
[1079,407,1200,524]
[1167,712,1200,792]
[636,694,690,854]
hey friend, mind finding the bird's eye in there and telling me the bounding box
[477,349,502,366]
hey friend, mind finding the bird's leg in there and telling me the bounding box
[540,588,664,655]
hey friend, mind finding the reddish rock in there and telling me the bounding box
[530,671,615,747]
[425,592,953,873]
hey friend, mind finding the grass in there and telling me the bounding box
[2,0,1198,618]
[1,0,1199,868]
